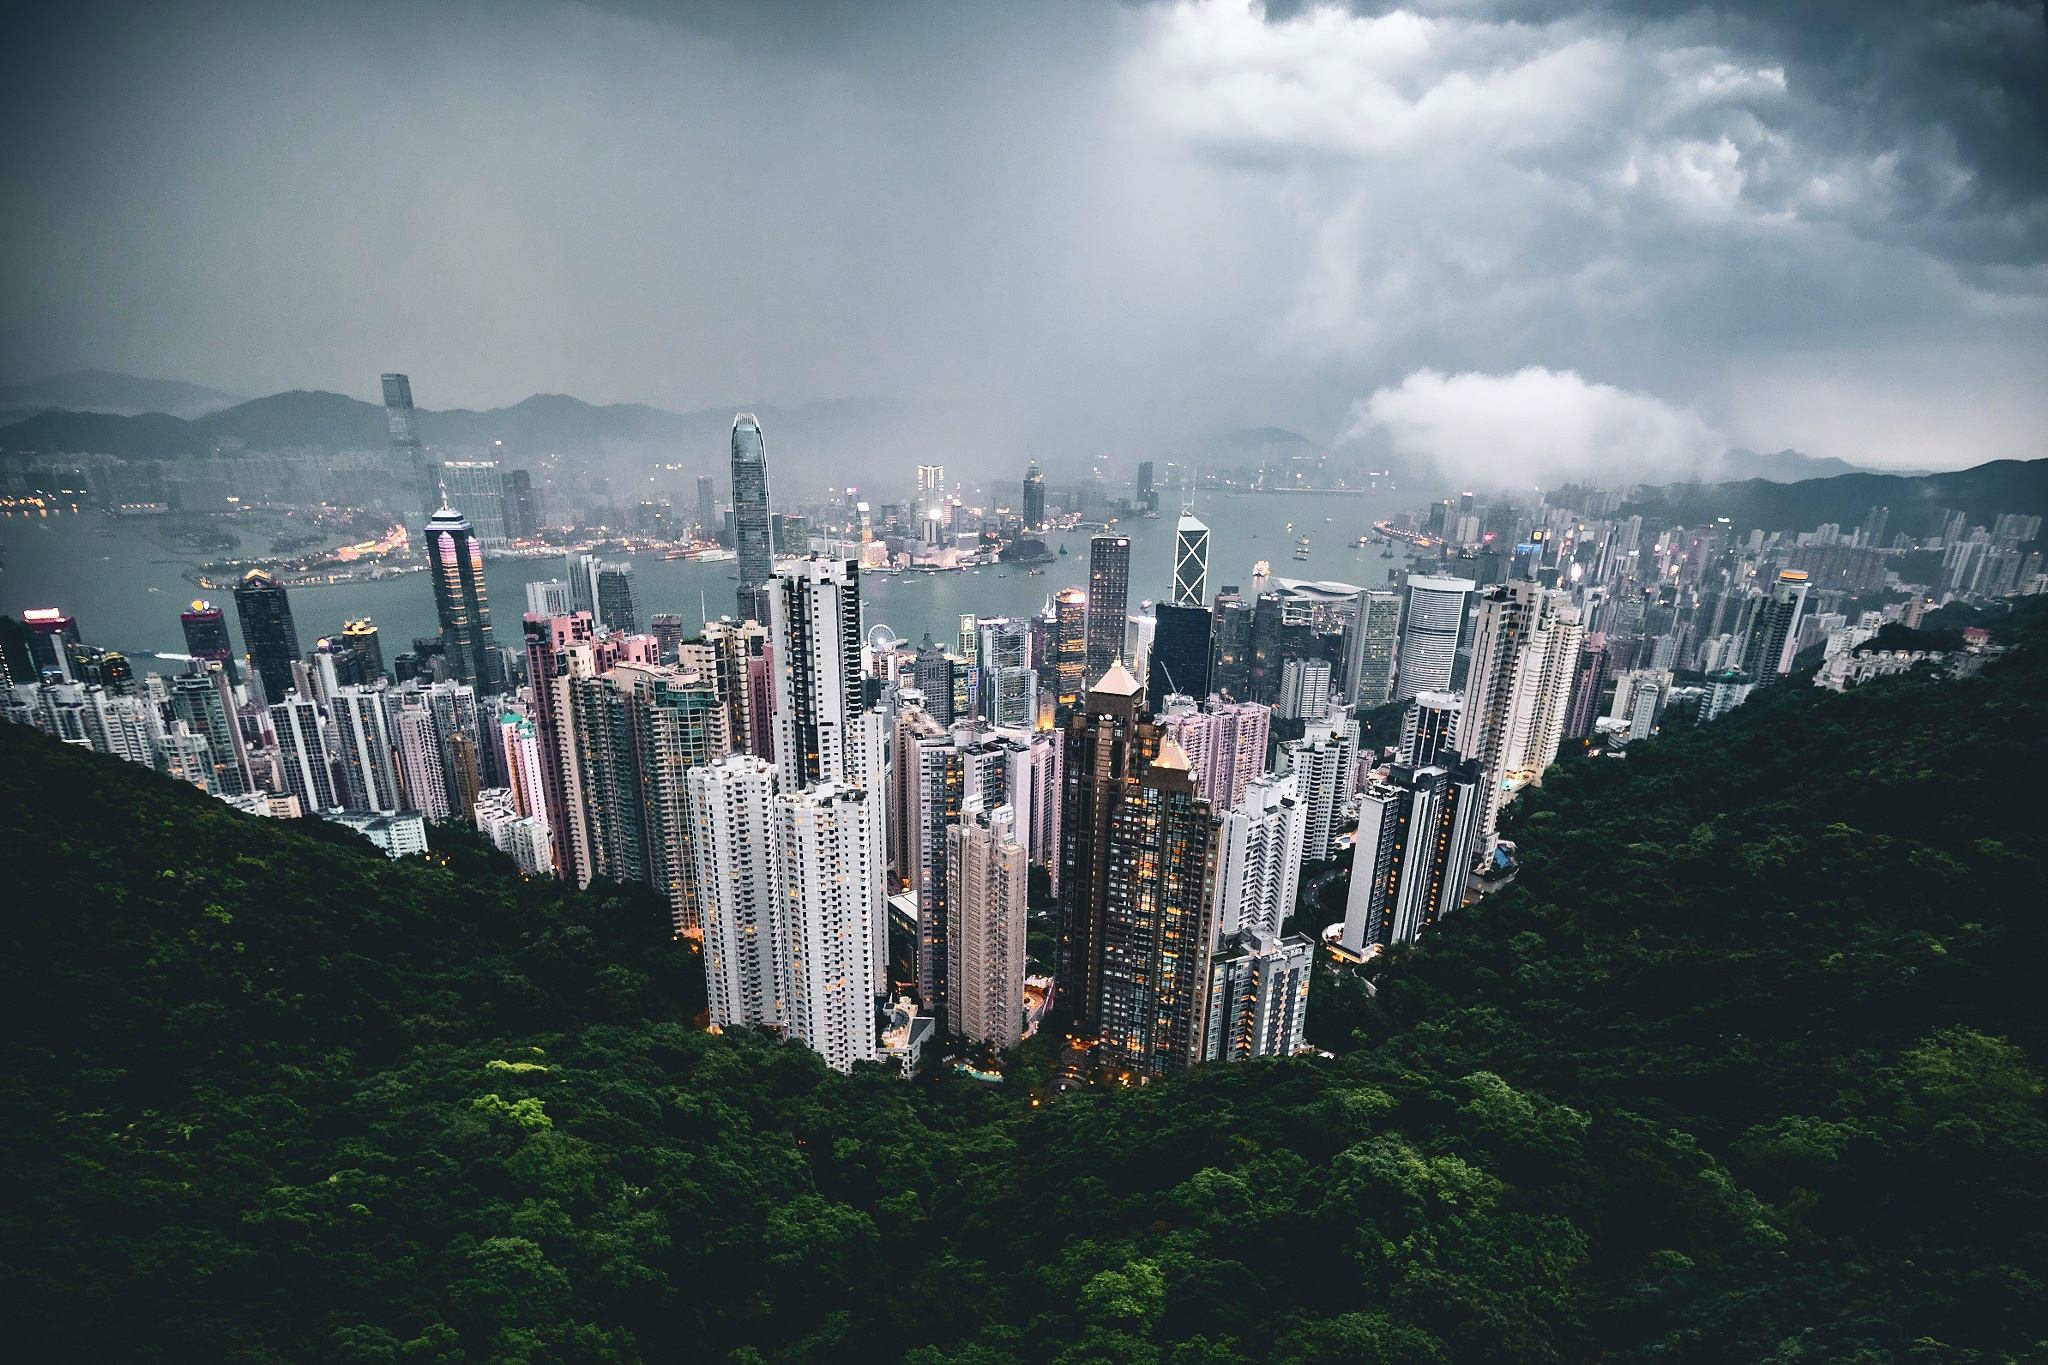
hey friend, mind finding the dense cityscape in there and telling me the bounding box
[6,372,2041,1085]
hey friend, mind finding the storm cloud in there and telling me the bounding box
[3,0,2042,479]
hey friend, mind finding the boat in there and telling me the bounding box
[1059,544,1068,555]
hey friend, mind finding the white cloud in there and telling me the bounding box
[1340,366,1727,486]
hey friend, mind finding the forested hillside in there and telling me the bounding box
[4,622,2044,1364]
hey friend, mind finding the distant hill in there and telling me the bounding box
[1212,425,1316,453]
[1717,447,1929,481]
[0,370,241,422]
[0,389,903,482]
[1624,457,2048,534]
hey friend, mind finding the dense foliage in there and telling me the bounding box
[4,622,2045,1364]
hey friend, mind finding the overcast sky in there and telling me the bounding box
[4,0,2043,480]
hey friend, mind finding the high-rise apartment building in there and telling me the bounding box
[441,462,509,545]
[1276,657,1332,721]
[1743,570,1812,679]
[732,414,776,621]
[525,579,574,618]
[329,686,403,813]
[1459,583,1581,843]
[777,783,881,1072]
[1400,691,1461,767]
[170,667,251,796]
[1085,536,1131,684]
[566,553,602,620]
[343,619,384,682]
[1209,590,1254,701]
[233,570,300,704]
[382,373,437,519]
[947,801,1029,1048]
[1279,718,1357,862]
[1394,576,1475,701]
[389,696,451,822]
[1173,513,1210,607]
[1202,929,1313,1063]
[1341,758,1486,955]
[270,694,338,813]
[691,754,785,1032]
[1213,771,1304,939]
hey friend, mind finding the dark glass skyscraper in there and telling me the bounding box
[233,570,300,702]
[1148,602,1213,713]
[506,469,538,539]
[731,414,774,621]
[425,508,505,694]
[382,373,437,520]
[1085,535,1130,684]
[180,599,239,685]
[1022,461,1045,530]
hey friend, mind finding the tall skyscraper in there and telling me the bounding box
[732,414,776,621]
[1051,587,1088,723]
[1085,536,1131,684]
[1022,461,1046,530]
[20,608,81,683]
[1058,663,1221,1078]
[1342,758,1485,954]
[441,462,509,545]
[691,754,785,1032]
[382,373,437,520]
[909,722,1012,1030]
[1213,771,1305,939]
[1279,718,1356,863]
[170,667,251,796]
[1394,576,1475,701]
[1173,513,1210,607]
[1209,589,1253,701]
[270,694,338,813]
[425,508,505,694]
[389,696,451,822]
[506,469,538,539]
[342,618,384,682]
[1743,570,1812,679]
[1148,603,1213,716]
[1276,657,1332,721]
[769,555,888,993]
[1562,633,1611,740]
[597,562,641,636]
[566,553,602,619]
[1400,691,1461,767]
[179,600,239,685]
[1137,460,1156,514]
[1459,583,1581,844]
[775,784,882,1071]
[1344,588,1401,708]
[696,475,718,538]
[947,800,1029,1048]
[329,686,404,813]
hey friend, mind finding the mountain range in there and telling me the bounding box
[0,370,241,422]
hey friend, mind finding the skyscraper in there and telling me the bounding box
[909,722,1011,1030]
[947,800,1029,1048]
[1400,691,1461,767]
[342,618,384,681]
[1059,663,1221,1077]
[441,462,509,545]
[1342,758,1486,954]
[1022,461,1046,530]
[506,469,538,539]
[1085,536,1131,684]
[1459,584,1581,844]
[1051,587,1088,723]
[1173,513,1209,607]
[692,754,785,1032]
[1209,589,1253,701]
[566,552,603,619]
[179,600,239,685]
[270,694,338,813]
[777,784,882,1072]
[171,667,251,796]
[329,686,404,813]
[696,475,718,539]
[1213,771,1305,939]
[1278,718,1357,862]
[20,608,81,683]
[1394,576,1475,701]
[1743,570,1812,678]
[382,373,437,520]
[1147,603,1213,715]
[1344,589,1401,708]
[1276,658,1332,721]
[732,414,776,621]
[1137,460,1156,515]
[525,579,574,618]
[425,508,505,694]
[597,562,641,636]
[1202,929,1313,1063]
